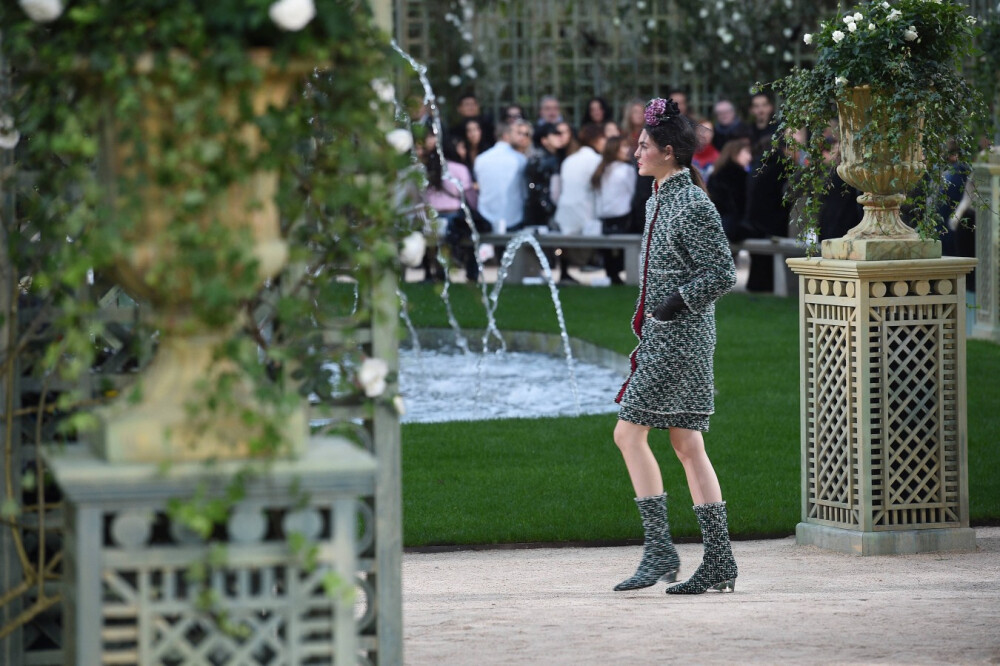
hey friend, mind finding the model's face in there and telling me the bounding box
[634,130,669,178]
[589,100,605,123]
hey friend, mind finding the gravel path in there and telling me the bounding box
[402,527,1000,665]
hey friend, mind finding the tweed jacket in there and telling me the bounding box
[617,168,737,421]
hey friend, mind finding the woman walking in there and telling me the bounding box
[613,98,738,595]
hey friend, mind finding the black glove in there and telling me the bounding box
[652,292,688,322]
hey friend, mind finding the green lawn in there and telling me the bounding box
[400,282,1000,546]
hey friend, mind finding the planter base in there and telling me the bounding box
[822,237,941,261]
[797,523,977,555]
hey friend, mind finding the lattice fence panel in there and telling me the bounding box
[804,299,859,527]
[871,300,962,529]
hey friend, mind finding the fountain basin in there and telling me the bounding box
[399,330,629,424]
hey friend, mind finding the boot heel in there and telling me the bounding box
[712,579,735,593]
[659,569,678,584]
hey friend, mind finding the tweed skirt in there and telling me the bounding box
[617,404,710,432]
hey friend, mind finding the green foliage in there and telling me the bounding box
[1,0,417,631]
[769,0,987,242]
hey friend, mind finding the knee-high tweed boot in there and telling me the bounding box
[614,493,680,591]
[666,501,738,594]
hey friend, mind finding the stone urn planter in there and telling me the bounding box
[823,85,942,261]
[94,50,308,463]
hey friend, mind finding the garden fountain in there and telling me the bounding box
[388,43,624,422]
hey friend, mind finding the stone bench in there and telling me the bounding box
[476,232,809,295]
[479,232,642,285]
[732,237,810,297]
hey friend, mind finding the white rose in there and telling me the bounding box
[903,26,918,41]
[399,231,426,268]
[393,395,406,416]
[732,11,742,21]
[803,33,813,44]
[698,8,709,18]
[18,0,63,22]
[268,0,316,31]
[459,54,475,68]
[843,15,856,24]
[0,115,20,150]
[881,1,890,7]
[832,30,846,43]
[853,12,863,21]
[720,59,731,69]
[449,75,462,87]
[888,9,902,20]
[848,22,858,32]
[868,22,876,30]
[765,44,776,54]
[358,358,389,398]
[646,18,657,29]
[371,79,395,104]
[464,68,478,79]
[835,76,848,85]
[385,128,414,154]
[966,16,977,25]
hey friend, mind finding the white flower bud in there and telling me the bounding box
[449,75,462,87]
[371,79,395,104]
[803,33,813,45]
[399,231,427,268]
[358,358,389,398]
[459,54,475,68]
[268,0,316,31]
[18,0,63,22]
[835,76,848,85]
[868,23,876,30]
[903,26,918,41]
[0,115,20,150]
[385,128,414,154]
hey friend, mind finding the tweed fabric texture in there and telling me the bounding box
[614,493,680,591]
[616,169,737,431]
[666,501,739,594]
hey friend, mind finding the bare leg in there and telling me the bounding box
[669,427,722,505]
[613,419,663,497]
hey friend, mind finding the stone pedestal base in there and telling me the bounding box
[797,523,977,555]
[787,257,977,556]
[822,237,941,261]
[45,437,374,665]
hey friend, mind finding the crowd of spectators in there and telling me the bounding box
[418,89,972,288]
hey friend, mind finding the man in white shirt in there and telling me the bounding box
[474,123,528,232]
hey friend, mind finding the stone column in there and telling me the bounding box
[786,257,977,555]
[972,161,1000,342]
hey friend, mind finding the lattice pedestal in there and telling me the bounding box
[972,162,1000,342]
[43,437,375,665]
[787,257,977,555]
